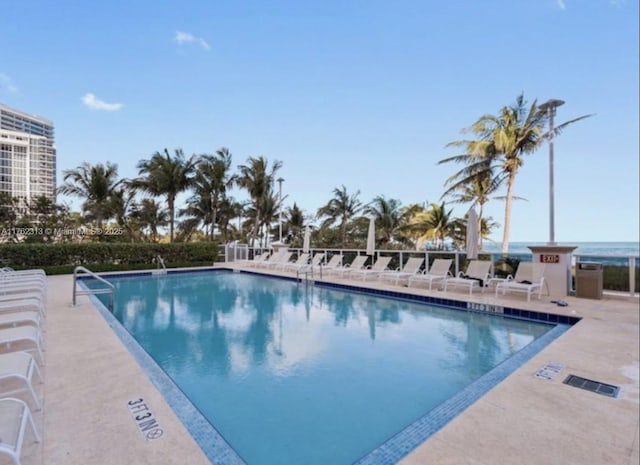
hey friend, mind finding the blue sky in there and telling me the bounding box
[1,0,638,243]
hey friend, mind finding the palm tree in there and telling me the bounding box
[130,198,169,242]
[316,185,363,248]
[364,196,403,246]
[236,156,283,246]
[415,201,456,250]
[440,93,591,253]
[195,148,235,240]
[57,162,124,228]
[284,202,305,243]
[134,148,197,242]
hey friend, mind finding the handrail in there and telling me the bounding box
[156,255,167,273]
[73,266,115,310]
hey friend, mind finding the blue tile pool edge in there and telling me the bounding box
[81,269,577,465]
[352,323,570,465]
[81,282,247,465]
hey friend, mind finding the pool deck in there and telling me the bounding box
[7,265,639,465]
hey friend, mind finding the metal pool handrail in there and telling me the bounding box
[72,266,115,311]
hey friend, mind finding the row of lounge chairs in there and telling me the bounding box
[0,267,45,465]
[240,252,547,301]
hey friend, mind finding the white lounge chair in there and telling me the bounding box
[349,256,393,281]
[0,311,41,329]
[243,253,269,267]
[444,260,493,295]
[289,253,325,273]
[0,352,43,410]
[0,397,41,465]
[264,252,294,269]
[256,250,287,268]
[0,326,44,365]
[379,257,425,285]
[318,255,343,277]
[495,262,547,302]
[335,255,369,278]
[407,259,453,290]
[0,296,46,318]
[280,253,309,271]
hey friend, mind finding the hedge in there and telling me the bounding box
[0,242,219,275]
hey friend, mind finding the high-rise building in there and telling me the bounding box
[0,103,56,210]
[0,103,57,203]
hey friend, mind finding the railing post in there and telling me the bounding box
[630,256,636,297]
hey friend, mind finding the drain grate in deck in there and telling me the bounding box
[563,374,620,398]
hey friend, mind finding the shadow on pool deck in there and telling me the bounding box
[14,268,638,465]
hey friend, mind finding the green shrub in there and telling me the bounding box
[0,242,218,275]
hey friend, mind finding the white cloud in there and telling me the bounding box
[0,73,18,93]
[175,30,210,50]
[557,0,566,9]
[82,93,124,111]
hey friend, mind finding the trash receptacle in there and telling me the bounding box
[576,262,603,299]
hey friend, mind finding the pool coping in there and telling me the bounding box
[80,268,579,465]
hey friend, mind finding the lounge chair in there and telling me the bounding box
[0,311,41,329]
[334,255,369,278]
[263,252,294,269]
[256,250,287,268]
[379,257,425,285]
[444,260,493,295]
[280,253,310,271]
[495,262,547,302]
[0,352,43,410]
[407,259,453,290]
[0,397,41,465]
[289,253,325,273]
[349,256,393,281]
[0,326,44,364]
[243,253,269,267]
[0,296,46,318]
[318,255,343,277]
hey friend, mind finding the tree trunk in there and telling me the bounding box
[501,172,516,255]
[168,196,175,242]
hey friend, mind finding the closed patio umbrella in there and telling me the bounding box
[302,225,311,254]
[466,207,479,260]
[366,218,376,257]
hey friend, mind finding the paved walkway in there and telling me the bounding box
[5,267,638,465]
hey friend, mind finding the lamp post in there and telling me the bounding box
[276,177,284,242]
[539,99,565,245]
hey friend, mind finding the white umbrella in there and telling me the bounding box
[366,218,376,257]
[302,225,311,253]
[466,207,479,260]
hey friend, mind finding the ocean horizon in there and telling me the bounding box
[480,241,639,256]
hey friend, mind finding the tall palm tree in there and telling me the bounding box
[134,148,197,242]
[364,195,403,246]
[316,185,363,248]
[57,162,124,228]
[236,156,282,246]
[440,93,591,253]
[195,148,235,240]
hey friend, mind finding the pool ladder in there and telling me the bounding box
[296,266,314,285]
[154,255,167,275]
[72,266,115,311]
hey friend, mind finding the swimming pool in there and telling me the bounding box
[85,269,571,465]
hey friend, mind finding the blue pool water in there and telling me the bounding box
[87,270,557,465]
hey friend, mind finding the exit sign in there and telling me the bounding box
[540,254,560,264]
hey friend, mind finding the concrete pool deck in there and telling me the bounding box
[7,266,639,465]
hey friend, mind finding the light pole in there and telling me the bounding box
[539,99,565,245]
[276,177,284,242]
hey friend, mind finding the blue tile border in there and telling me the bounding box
[353,323,570,464]
[82,268,578,465]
